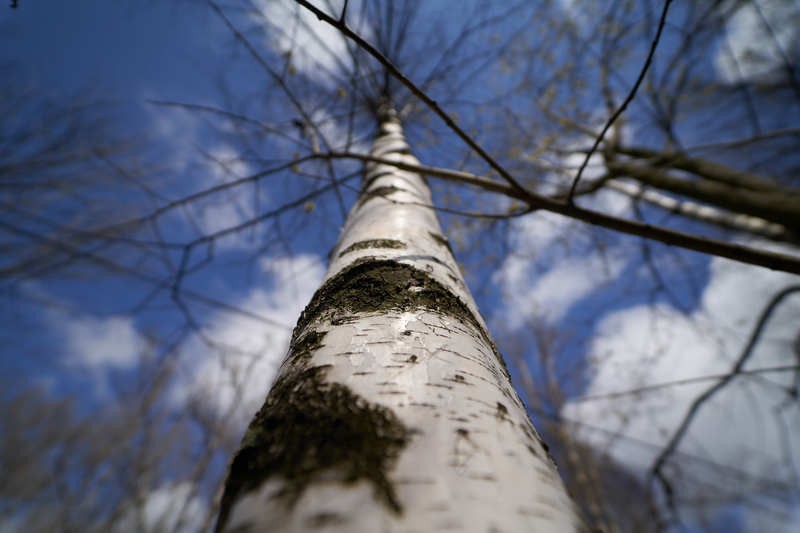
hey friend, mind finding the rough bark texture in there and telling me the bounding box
[215,107,585,532]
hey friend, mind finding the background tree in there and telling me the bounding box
[1,0,799,531]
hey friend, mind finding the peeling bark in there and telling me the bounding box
[215,106,585,532]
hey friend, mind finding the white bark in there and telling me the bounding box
[216,108,584,532]
[606,180,790,241]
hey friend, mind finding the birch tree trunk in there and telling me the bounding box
[215,105,585,532]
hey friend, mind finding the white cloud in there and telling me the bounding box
[62,314,144,369]
[497,250,628,328]
[586,186,631,217]
[505,210,574,254]
[142,106,265,253]
[715,1,800,83]
[557,145,607,184]
[253,0,370,85]
[144,98,203,175]
[492,208,631,328]
[190,144,261,251]
[206,144,255,183]
[555,0,597,35]
[112,482,206,533]
[38,306,146,397]
[528,124,635,215]
[194,200,250,237]
[173,253,325,426]
[562,254,800,522]
[259,253,327,311]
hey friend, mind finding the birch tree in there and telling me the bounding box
[3,1,800,531]
[214,102,585,531]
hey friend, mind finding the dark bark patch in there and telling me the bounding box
[338,239,406,258]
[355,185,405,208]
[428,231,454,255]
[306,512,347,528]
[293,259,511,379]
[496,402,508,420]
[297,260,477,341]
[215,360,412,532]
[290,330,326,361]
[361,170,395,191]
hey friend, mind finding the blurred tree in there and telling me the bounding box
[0,73,142,280]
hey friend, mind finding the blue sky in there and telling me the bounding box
[1,1,799,531]
[2,1,218,97]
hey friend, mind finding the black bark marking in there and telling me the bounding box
[361,169,395,190]
[293,260,509,376]
[496,402,509,421]
[290,330,326,362]
[428,231,454,255]
[444,373,473,387]
[540,439,551,455]
[338,239,406,258]
[306,512,347,528]
[355,185,406,208]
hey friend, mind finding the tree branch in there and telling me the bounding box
[293,0,531,197]
[320,151,800,275]
[648,285,800,523]
[567,0,673,202]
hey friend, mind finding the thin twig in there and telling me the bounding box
[293,0,530,197]
[320,151,800,275]
[568,0,673,202]
[648,285,800,523]
[571,363,800,403]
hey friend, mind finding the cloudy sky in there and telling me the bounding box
[1,1,799,531]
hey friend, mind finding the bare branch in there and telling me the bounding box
[567,0,673,202]
[649,285,800,523]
